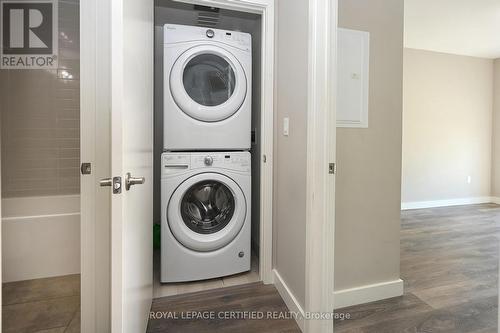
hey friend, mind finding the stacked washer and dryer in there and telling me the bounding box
[161,24,253,282]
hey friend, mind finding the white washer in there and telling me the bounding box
[161,151,251,282]
[163,24,252,151]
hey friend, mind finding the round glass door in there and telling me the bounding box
[180,180,235,234]
[170,45,247,122]
[183,54,236,107]
[167,172,247,252]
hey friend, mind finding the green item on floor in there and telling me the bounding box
[153,223,161,250]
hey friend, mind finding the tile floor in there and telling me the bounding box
[2,274,80,333]
[153,249,260,298]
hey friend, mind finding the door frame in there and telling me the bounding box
[173,0,276,284]
[304,0,336,332]
[81,0,112,331]
[81,0,337,331]
[80,0,276,330]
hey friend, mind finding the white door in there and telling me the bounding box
[109,0,154,332]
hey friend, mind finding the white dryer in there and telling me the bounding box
[161,151,251,282]
[163,24,252,151]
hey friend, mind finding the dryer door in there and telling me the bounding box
[167,172,247,252]
[170,45,247,122]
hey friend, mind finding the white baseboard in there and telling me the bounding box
[333,279,404,309]
[491,197,500,204]
[401,196,493,210]
[272,269,305,332]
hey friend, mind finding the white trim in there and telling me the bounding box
[491,197,500,204]
[305,0,336,332]
[81,0,112,331]
[257,0,275,285]
[110,0,125,331]
[174,0,275,285]
[1,194,80,200]
[2,212,80,221]
[80,0,98,331]
[401,196,493,210]
[333,279,404,309]
[1,194,80,217]
[273,269,305,332]
[173,0,267,14]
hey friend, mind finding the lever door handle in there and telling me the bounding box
[99,177,122,194]
[100,178,113,187]
[125,173,145,191]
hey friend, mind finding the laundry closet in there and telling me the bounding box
[153,0,263,295]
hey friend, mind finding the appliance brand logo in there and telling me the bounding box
[0,0,58,69]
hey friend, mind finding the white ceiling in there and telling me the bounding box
[404,0,500,59]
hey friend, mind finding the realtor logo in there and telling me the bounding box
[1,0,58,69]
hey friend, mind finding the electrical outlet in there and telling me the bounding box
[467,176,472,184]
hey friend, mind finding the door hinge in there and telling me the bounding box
[329,163,336,174]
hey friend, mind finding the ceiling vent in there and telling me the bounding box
[194,5,220,28]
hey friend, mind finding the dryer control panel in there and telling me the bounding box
[164,24,252,51]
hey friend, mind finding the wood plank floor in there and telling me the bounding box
[147,282,301,333]
[334,204,500,333]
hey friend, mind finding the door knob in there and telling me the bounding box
[125,173,145,191]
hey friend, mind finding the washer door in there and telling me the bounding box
[167,173,246,252]
[170,45,247,122]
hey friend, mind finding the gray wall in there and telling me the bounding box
[273,0,309,308]
[493,59,500,197]
[0,0,80,198]
[335,0,404,291]
[402,49,493,204]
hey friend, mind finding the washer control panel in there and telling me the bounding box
[162,152,251,174]
[192,152,250,172]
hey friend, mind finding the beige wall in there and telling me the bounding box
[0,0,80,198]
[335,0,404,291]
[402,49,494,203]
[273,0,308,307]
[492,59,500,197]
